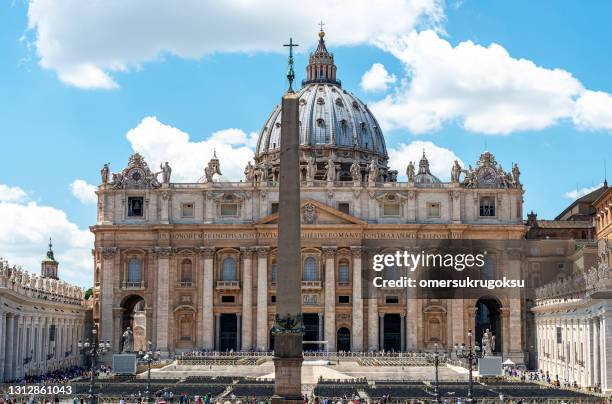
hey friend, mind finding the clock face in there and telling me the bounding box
[479,167,497,184]
[127,168,145,184]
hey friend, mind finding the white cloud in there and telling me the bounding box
[573,91,612,131]
[372,30,585,134]
[0,184,28,202]
[70,179,97,204]
[26,0,443,89]
[563,183,603,200]
[0,188,94,287]
[388,140,463,181]
[125,116,255,182]
[361,63,397,92]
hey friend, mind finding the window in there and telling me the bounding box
[303,294,318,305]
[271,203,279,214]
[338,203,350,215]
[386,296,399,304]
[271,262,277,284]
[479,196,496,217]
[271,295,276,304]
[127,258,142,284]
[481,255,496,280]
[220,203,239,217]
[222,258,237,281]
[338,295,350,304]
[180,259,193,284]
[221,295,235,303]
[303,257,318,281]
[49,325,56,342]
[181,203,194,218]
[338,261,350,283]
[127,197,144,217]
[383,203,400,216]
[427,202,441,218]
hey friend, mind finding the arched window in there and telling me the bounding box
[338,261,350,283]
[222,258,237,281]
[303,257,318,281]
[271,261,278,284]
[127,258,141,284]
[181,259,193,284]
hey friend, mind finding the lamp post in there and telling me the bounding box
[454,329,483,403]
[428,342,442,403]
[78,327,111,404]
[138,340,161,403]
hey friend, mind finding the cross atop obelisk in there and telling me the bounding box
[283,38,299,92]
[271,37,304,403]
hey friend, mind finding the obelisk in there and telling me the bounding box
[271,37,304,403]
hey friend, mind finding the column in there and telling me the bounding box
[323,246,337,352]
[215,313,221,350]
[5,314,14,381]
[318,313,324,345]
[588,318,594,387]
[406,287,418,350]
[256,246,269,350]
[594,317,600,388]
[400,315,406,352]
[368,292,379,351]
[100,248,117,348]
[379,314,385,350]
[603,313,612,392]
[236,313,242,351]
[0,312,5,382]
[500,307,510,355]
[200,247,215,350]
[351,246,363,351]
[155,247,172,353]
[240,247,254,350]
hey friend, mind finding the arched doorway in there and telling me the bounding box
[383,314,402,352]
[303,313,322,351]
[120,295,146,352]
[475,297,502,354]
[337,327,351,352]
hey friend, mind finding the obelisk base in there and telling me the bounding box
[272,333,304,403]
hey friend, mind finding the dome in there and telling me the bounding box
[255,84,387,157]
[415,151,441,185]
[255,29,388,167]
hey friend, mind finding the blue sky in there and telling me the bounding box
[1,0,611,286]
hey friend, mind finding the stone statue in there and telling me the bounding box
[406,161,415,183]
[325,158,336,182]
[350,161,361,182]
[481,328,495,356]
[160,162,172,184]
[368,159,379,184]
[451,160,461,183]
[306,156,317,182]
[122,326,134,353]
[100,163,110,184]
[244,161,255,185]
[512,163,521,187]
[462,165,476,188]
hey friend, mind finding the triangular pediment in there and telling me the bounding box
[258,198,365,225]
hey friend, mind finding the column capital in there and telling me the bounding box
[240,247,256,258]
[322,246,337,258]
[350,246,363,257]
[198,247,216,258]
[256,246,270,258]
[155,246,173,258]
[101,247,118,260]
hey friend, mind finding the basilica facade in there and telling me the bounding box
[92,30,532,364]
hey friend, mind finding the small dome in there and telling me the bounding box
[415,151,441,185]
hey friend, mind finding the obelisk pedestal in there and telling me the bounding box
[271,39,304,403]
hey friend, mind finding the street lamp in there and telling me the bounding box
[138,340,161,403]
[78,327,111,404]
[454,329,483,403]
[428,342,442,403]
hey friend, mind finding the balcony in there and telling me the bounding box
[122,281,146,289]
[216,281,240,290]
[301,281,322,290]
[177,281,194,288]
[337,281,351,287]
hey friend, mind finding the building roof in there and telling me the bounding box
[554,181,608,220]
[533,220,592,229]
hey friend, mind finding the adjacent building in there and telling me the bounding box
[0,242,87,382]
